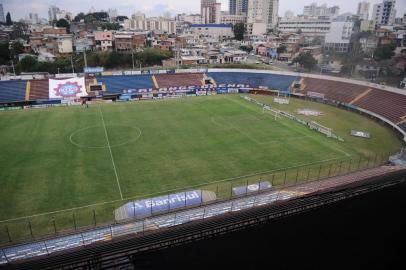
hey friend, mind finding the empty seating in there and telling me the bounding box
[300,78,367,104]
[29,79,49,100]
[96,75,154,93]
[208,72,298,92]
[399,122,406,132]
[0,80,27,103]
[154,73,204,88]
[353,88,406,123]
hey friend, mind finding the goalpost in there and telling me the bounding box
[263,105,281,120]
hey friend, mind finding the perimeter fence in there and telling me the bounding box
[0,152,393,246]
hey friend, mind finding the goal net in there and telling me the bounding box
[263,105,281,120]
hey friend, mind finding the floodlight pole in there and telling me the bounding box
[83,49,88,68]
[10,60,15,76]
[70,55,75,74]
[131,49,135,70]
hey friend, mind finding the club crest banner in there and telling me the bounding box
[49,77,87,99]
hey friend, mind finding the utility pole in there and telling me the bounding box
[131,49,135,70]
[70,55,75,74]
[83,50,88,69]
[10,60,15,76]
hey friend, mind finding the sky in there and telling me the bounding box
[1,0,405,20]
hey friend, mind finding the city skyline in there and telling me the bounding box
[0,0,405,21]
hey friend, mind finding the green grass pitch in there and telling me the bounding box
[0,94,402,241]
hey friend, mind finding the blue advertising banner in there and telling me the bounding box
[84,67,104,73]
[125,190,204,218]
[232,181,272,196]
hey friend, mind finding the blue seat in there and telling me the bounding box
[96,75,155,93]
[0,80,27,103]
[209,72,298,92]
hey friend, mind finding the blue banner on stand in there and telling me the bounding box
[125,190,203,218]
[232,181,272,196]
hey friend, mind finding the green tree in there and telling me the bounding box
[277,45,287,54]
[74,12,86,22]
[293,52,317,71]
[0,43,10,65]
[6,12,12,26]
[16,56,38,72]
[101,22,122,30]
[115,16,129,22]
[56,19,70,32]
[233,22,245,41]
[374,44,396,61]
[9,41,24,59]
[239,45,253,53]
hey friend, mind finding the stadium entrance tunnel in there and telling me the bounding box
[69,124,142,149]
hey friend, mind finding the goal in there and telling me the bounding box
[263,105,281,120]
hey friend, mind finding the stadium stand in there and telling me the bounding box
[154,73,204,88]
[0,80,27,103]
[299,77,368,104]
[399,122,406,132]
[208,72,298,92]
[96,75,154,93]
[352,88,406,123]
[28,79,49,100]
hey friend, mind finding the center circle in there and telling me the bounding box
[69,125,142,149]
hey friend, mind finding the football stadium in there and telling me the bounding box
[0,69,406,266]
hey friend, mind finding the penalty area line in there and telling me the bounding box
[99,105,124,200]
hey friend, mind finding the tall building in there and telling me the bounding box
[48,5,60,22]
[357,1,370,20]
[108,9,118,19]
[28,13,39,24]
[372,0,397,26]
[324,21,354,53]
[201,0,221,24]
[303,2,339,18]
[247,0,279,34]
[0,3,5,23]
[229,0,249,15]
[278,16,331,37]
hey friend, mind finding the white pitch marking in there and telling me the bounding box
[99,105,124,200]
[0,155,348,224]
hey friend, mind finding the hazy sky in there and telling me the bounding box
[1,0,405,20]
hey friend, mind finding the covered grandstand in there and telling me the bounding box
[0,80,27,103]
[95,75,155,94]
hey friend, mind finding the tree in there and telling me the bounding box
[277,45,287,54]
[115,16,129,22]
[56,19,70,32]
[233,22,245,41]
[16,56,38,72]
[6,12,12,26]
[293,52,317,71]
[9,41,24,59]
[0,43,10,65]
[240,45,253,53]
[101,22,122,30]
[74,12,86,22]
[374,44,396,61]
